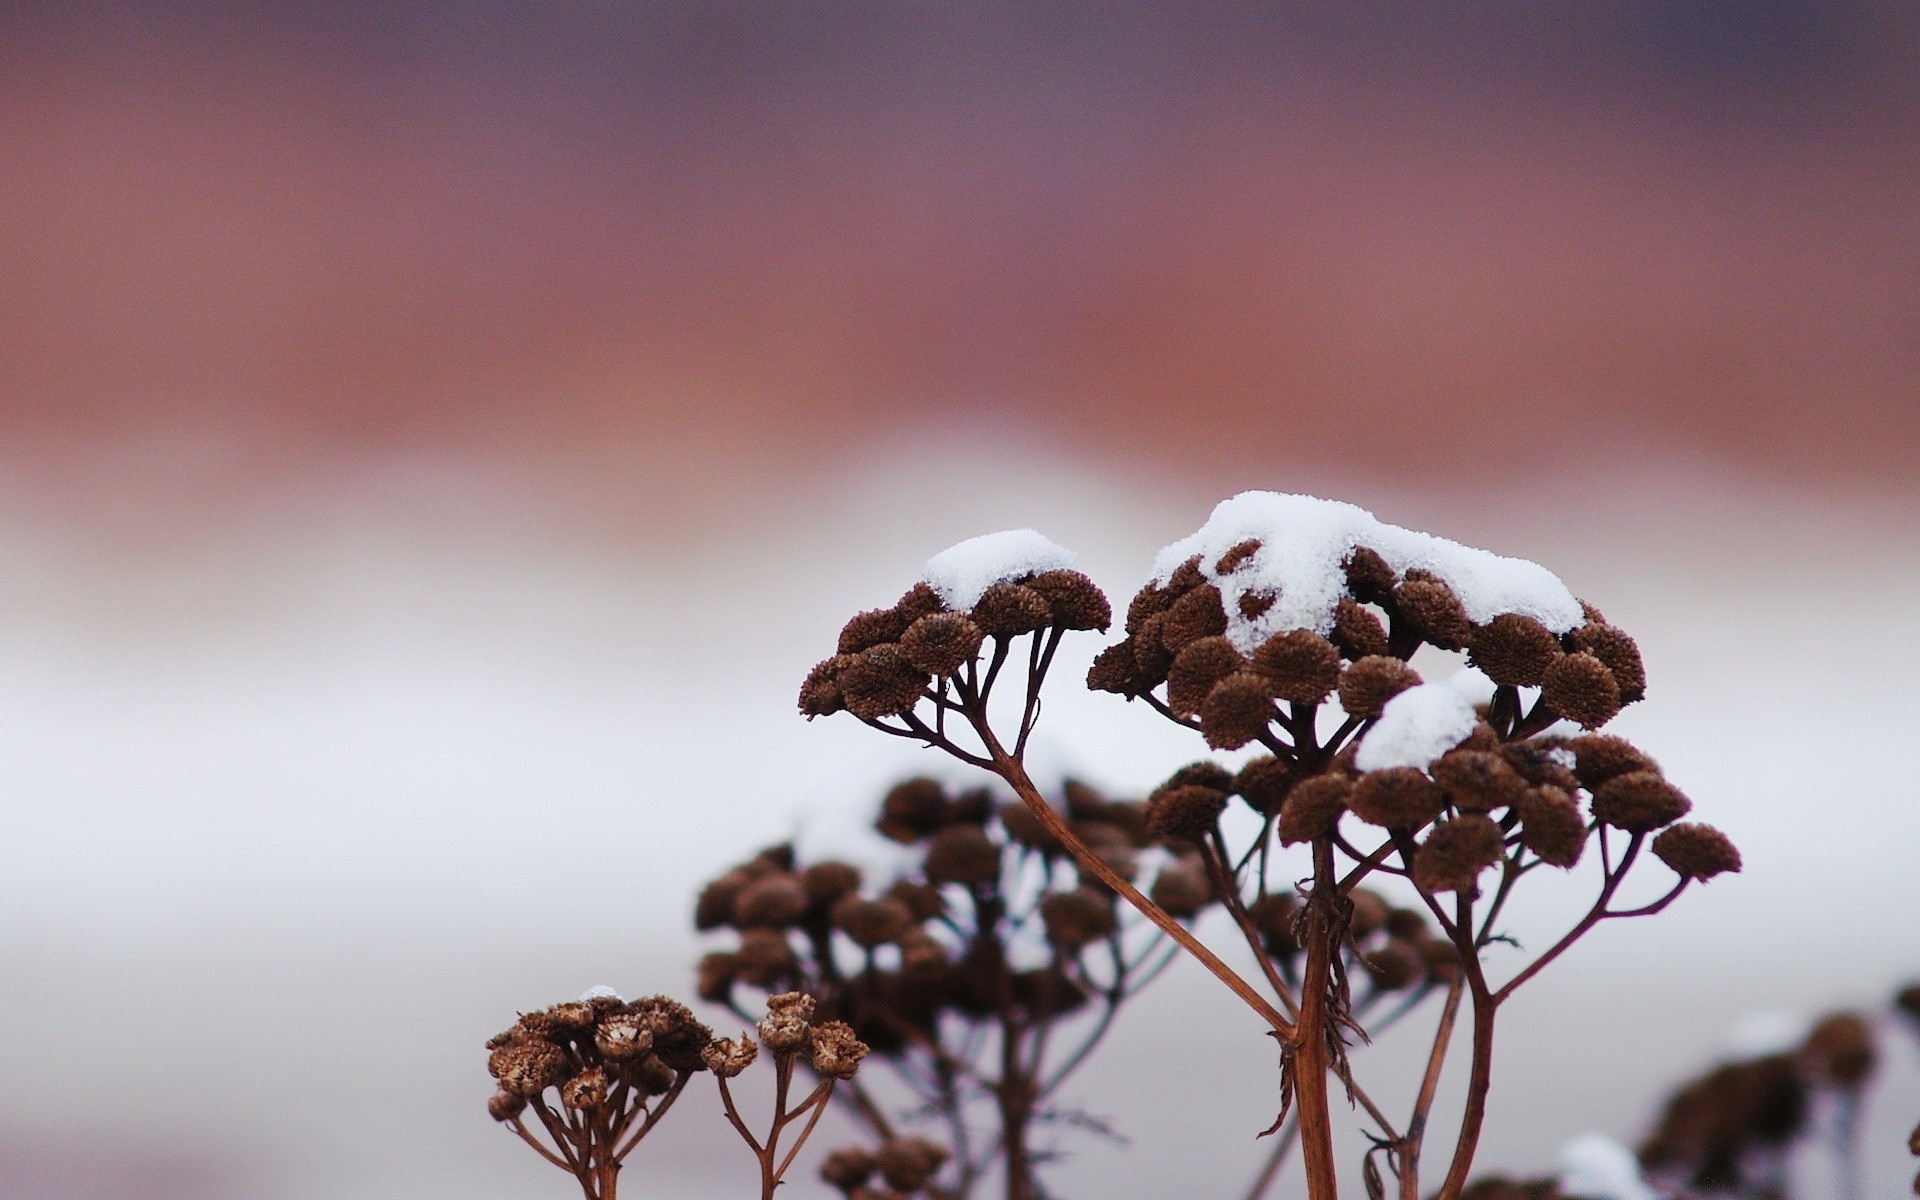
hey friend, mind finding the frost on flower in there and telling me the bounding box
[921,529,1078,611]
[579,985,626,1002]
[1151,492,1582,653]
[1354,683,1478,773]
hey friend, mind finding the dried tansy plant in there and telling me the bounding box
[800,493,1741,1200]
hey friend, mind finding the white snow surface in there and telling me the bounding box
[1151,492,1584,653]
[1442,665,1498,706]
[922,529,1077,611]
[1559,1133,1659,1200]
[579,985,625,1002]
[1354,683,1478,772]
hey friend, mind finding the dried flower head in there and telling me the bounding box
[1161,583,1229,653]
[808,1020,870,1078]
[1591,770,1691,833]
[1431,749,1528,812]
[734,873,811,929]
[1249,629,1343,704]
[1414,814,1506,893]
[971,581,1052,636]
[1041,887,1118,949]
[1565,734,1658,789]
[820,1146,877,1190]
[899,612,985,675]
[1395,577,1472,650]
[1234,754,1295,815]
[831,896,916,949]
[1800,1012,1876,1089]
[839,608,911,655]
[1026,569,1113,631]
[1249,892,1300,959]
[486,1087,527,1122]
[1364,938,1426,991]
[734,929,799,987]
[1650,822,1740,879]
[1339,656,1422,719]
[1199,671,1275,750]
[840,645,930,720]
[1332,597,1391,659]
[877,777,949,843]
[1150,854,1215,917]
[561,1066,610,1111]
[489,1037,571,1097]
[1145,781,1229,843]
[1570,622,1646,703]
[1344,546,1397,602]
[876,1136,950,1192]
[1515,785,1587,868]
[1277,774,1349,845]
[799,656,850,717]
[1167,635,1246,717]
[703,1032,761,1080]
[1346,767,1445,831]
[1085,639,1142,695]
[594,1011,653,1060]
[758,991,816,1052]
[1468,614,1563,687]
[1539,651,1621,730]
[802,861,863,906]
[922,823,1002,885]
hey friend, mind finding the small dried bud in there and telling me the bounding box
[561,1067,610,1111]
[733,929,798,987]
[1131,614,1175,684]
[875,1137,950,1192]
[1150,855,1215,917]
[821,1147,877,1190]
[1347,767,1445,831]
[1385,906,1427,939]
[1414,815,1505,893]
[1161,584,1228,653]
[594,1012,652,1060]
[877,777,948,843]
[1145,783,1228,843]
[1565,734,1658,789]
[759,992,817,1051]
[1363,938,1426,991]
[1570,622,1646,703]
[808,1020,870,1079]
[1125,580,1175,634]
[734,873,811,928]
[998,800,1063,854]
[1250,892,1300,959]
[1349,889,1389,940]
[487,1087,527,1121]
[1166,555,1206,595]
[831,896,916,948]
[1252,630,1343,704]
[839,608,910,655]
[1592,770,1691,833]
[1234,754,1295,815]
[896,581,946,619]
[1027,569,1112,631]
[1339,656,1422,719]
[1215,538,1264,574]
[1395,579,1471,649]
[1801,1013,1876,1089]
[1167,636,1246,717]
[899,612,984,675]
[1651,822,1740,879]
[1468,614,1563,687]
[695,869,754,930]
[1343,547,1396,602]
[971,582,1051,635]
[840,645,930,720]
[946,787,994,824]
[1014,965,1088,1018]
[1277,774,1349,845]
[1199,672,1275,750]
[1332,597,1391,660]
[799,656,849,717]
[1040,887,1118,949]
[802,861,863,906]
[703,1032,760,1078]
[922,824,1002,885]
[1431,750,1528,812]
[1540,652,1621,730]
[886,879,946,921]
[1516,785,1587,868]
[1167,761,1236,791]
[695,951,737,1003]
[1087,640,1144,695]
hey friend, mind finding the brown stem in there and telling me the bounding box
[1292,840,1341,1200]
[1397,979,1465,1200]
[1205,829,1301,1020]
[1430,978,1496,1200]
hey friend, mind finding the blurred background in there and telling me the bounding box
[1,2,1917,1197]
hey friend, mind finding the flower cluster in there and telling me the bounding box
[819,1137,953,1200]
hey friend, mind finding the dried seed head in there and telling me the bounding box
[561,1067,610,1111]
[1540,652,1621,730]
[1346,767,1445,831]
[1277,774,1349,845]
[1131,614,1175,685]
[628,996,715,1073]
[758,991,816,1051]
[1125,581,1174,634]
[1060,778,1110,820]
[832,896,917,948]
[1502,741,1580,791]
[1027,569,1112,631]
[997,800,1063,854]
[896,581,946,619]
[549,1001,595,1031]
[898,612,985,675]
[1343,547,1397,602]
[1250,892,1300,959]
[1166,554,1206,595]
[1041,887,1118,949]
[1895,983,1920,1024]
[1414,814,1505,893]
[1150,855,1215,917]
[1087,640,1144,695]
[1167,636,1246,717]
[946,787,994,825]
[820,1147,877,1190]
[1566,734,1659,789]
[1571,622,1647,703]
[802,861,863,906]
[922,824,1002,886]
[1239,590,1276,619]
[594,1012,653,1060]
[840,645,930,720]
[839,608,911,655]
[1251,630,1343,704]
[1431,750,1528,812]
[487,1087,527,1122]
[875,1137,950,1191]
[971,582,1051,635]
[1199,672,1275,750]
[809,1020,871,1079]
[695,869,754,930]
[1145,782,1228,843]
[1385,906,1427,940]
[734,873,811,928]
[1395,579,1471,650]
[703,1032,760,1078]
[1651,822,1741,879]
[1105,799,1151,846]
[1420,935,1464,984]
[799,656,850,718]
[1339,656,1422,719]
[1468,614,1563,687]
[1801,1013,1876,1089]
[733,929,799,987]
[891,880,948,923]
[1161,584,1228,653]
[897,928,950,971]
[877,777,948,843]
[1234,755,1295,815]
[1333,597,1391,660]
[695,951,737,1003]
[1364,938,1426,991]
[1215,538,1264,574]
[1349,888,1389,940]
[1592,770,1692,833]
[489,1038,571,1097]
[1516,785,1587,868]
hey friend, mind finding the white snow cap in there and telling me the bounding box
[580,985,625,1002]
[1354,683,1478,772]
[1558,1132,1658,1200]
[1152,492,1583,653]
[922,529,1078,611]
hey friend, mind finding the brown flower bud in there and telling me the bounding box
[1166,555,1206,595]
[1277,774,1349,845]
[998,801,1063,854]
[839,608,910,655]
[802,861,863,906]
[1166,761,1235,791]
[1041,887,1118,949]
[886,879,947,921]
[1150,855,1215,917]
[703,1033,760,1078]
[1801,1013,1876,1089]
[1516,785,1587,868]
[1343,547,1396,603]
[1161,584,1228,653]
[695,869,754,930]
[831,896,916,948]
[971,582,1051,635]
[1239,590,1277,619]
[809,1020,870,1079]
[1349,889,1389,940]
[1145,783,1228,843]
[696,951,737,1003]
[1651,822,1740,879]
[1592,770,1691,833]
[1414,815,1505,893]
[1215,538,1264,574]
[1125,580,1175,634]
[1087,639,1144,695]
[1347,767,1445,831]
[1167,636,1246,717]
[1027,569,1112,631]
[758,991,816,1051]
[734,873,811,928]
[1539,652,1621,730]
[896,581,946,619]
[1252,630,1343,704]
[922,824,1002,885]
[840,644,930,720]
[821,1147,876,1190]
[1431,750,1528,812]
[561,1067,610,1111]
[489,1037,570,1096]
[1200,672,1275,750]
[1565,734,1658,789]
[799,656,849,718]
[1339,656,1422,719]
[733,929,798,987]
[898,612,984,675]
[594,1012,653,1060]
[487,1087,527,1122]
[1395,578,1471,650]
[1363,938,1426,991]
[1468,614,1562,687]
[877,777,948,843]
[1131,614,1175,685]
[875,1136,950,1192]
[1250,892,1300,959]
[1570,622,1646,703]
[1332,597,1391,660]
[1502,741,1579,791]
[1234,754,1295,815]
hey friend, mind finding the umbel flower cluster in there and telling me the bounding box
[800,493,1741,1200]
